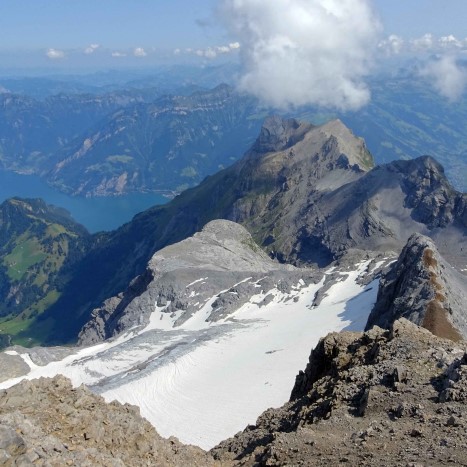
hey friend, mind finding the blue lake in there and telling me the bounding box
[0,170,169,233]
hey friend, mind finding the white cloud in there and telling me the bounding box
[46,48,65,60]
[411,33,434,51]
[204,48,217,59]
[84,44,100,54]
[421,55,467,101]
[378,35,404,55]
[220,0,380,110]
[133,47,147,57]
[410,33,467,53]
[173,48,181,55]
[186,42,241,59]
[111,51,126,57]
[439,35,462,49]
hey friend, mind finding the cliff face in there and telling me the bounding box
[366,233,467,341]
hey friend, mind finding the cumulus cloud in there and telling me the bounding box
[84,44,100,54]
[185,42,241,59]
[421,55,467,101]
[111,51,127,57]
[46,48,65,60]
[411,33,434,51]
[378,35,404,55]
[220,0,380,110]
[133,47,147,57]
[439,35,463,49]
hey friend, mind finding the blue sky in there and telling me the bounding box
[0,0,466,69]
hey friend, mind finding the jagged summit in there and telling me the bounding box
[251,116,308,154]
[248,116,374,173]
[366,233,467,341]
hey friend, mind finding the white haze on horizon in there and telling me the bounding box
[221,0,381,111]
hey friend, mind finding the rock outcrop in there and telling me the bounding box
[212,319,467,466]
[78,219,319,345]
[0,375,219,466]
[366,233,467,341]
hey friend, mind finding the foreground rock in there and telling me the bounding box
[366,233,467,341]
[212,319,467,466]
[0,375,220,466]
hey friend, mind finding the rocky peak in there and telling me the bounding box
[77,219,308,345]
[212,318,467,465]
[251,115,310,154]
[366,233,467,341]
[316,119,374,171]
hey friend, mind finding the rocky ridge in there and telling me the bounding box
[78,219,320,345]
[366,233,467,341]
[0,375,219,466]
[212,318,467,466]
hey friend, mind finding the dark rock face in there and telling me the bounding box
[212,319,467,466]
[366,233,467,341]
[251,116,305,154]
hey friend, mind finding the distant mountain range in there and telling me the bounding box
[0,71,466,197]
[48,85,261,196]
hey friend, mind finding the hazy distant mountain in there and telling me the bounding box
[47,85,262,196]
[0,91,151,173]
[1,72,466,198]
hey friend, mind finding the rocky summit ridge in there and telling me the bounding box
[0,375,217,466]
[211,318,467,466]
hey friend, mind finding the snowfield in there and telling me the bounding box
[0,261,380,450]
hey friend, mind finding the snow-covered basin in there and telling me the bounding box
[1,261,380,450]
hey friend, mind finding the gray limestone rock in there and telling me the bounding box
[78,219,320,345]
[0,375,218,466]
[366,233,467,340]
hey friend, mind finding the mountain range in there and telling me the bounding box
[0,110,466,464]
[0,113,463,348]
[0,71,467,199]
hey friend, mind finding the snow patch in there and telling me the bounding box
[0,261,379,450]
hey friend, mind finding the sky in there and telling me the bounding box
[1,0,466,64]
[0,0,466,107]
